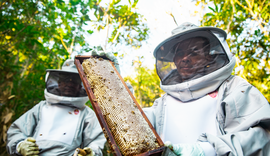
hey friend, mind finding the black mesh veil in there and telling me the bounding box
[46,71,87,97]
[155,30,229,85]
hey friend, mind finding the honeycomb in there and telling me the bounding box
[82,58,159,156]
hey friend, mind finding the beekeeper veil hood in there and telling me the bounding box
[44,59,88,108]
[154,22,236,102]
[154,22,233,85]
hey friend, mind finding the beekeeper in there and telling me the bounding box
[6,59,106,156]
[142,22,270,155]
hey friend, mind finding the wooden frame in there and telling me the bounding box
[74,56,164,156]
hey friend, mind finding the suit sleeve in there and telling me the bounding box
[6,103,42,155]
[200,77,270,156]
[201,126,270,156]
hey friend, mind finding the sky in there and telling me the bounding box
[82,0,203,78]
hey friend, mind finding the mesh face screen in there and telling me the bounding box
[82,58,159,156]
[156,36,229,85]
[46,71,87,97]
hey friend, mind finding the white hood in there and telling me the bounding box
[44,89,89,109]
[155,22,236,102]
[160,56,236,102]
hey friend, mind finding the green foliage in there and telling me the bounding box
[0,1,66,154]
[124,58,164,107]
[0,0,149,155]
[196,0,270,102]
[93,0,149,49]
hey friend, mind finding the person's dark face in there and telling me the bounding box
[58,73,82,97]
[173,37,211,81]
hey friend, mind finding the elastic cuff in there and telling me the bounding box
[16,141,24,155]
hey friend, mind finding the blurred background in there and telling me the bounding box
[1,0,269,155]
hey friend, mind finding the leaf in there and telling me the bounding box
[8,95,15,99]
[5,36,11,40]
[208,6,215,12]
[113,52,118,56]
[3,113,13,124]
[3,125,7,141]
[6,73,13,79]
[87,30,94,34]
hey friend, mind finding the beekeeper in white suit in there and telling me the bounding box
[143,22,270,156]
[6,59,106,156]
[83,23,270,156]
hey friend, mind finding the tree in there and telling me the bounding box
[1,2,62,153]
[90,0,149,51]
[124,57,164,107]
[195,0,270,102]
[0,0,149,154]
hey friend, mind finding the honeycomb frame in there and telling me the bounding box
[74,56,164,156]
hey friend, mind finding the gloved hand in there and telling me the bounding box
[164,141,205,156]
[17,137,39,156]
[91,50,121,74]
[83,147,95,156]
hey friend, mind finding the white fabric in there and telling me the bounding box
[163,94,217,144]
[35,104,80,145]
[16,141,23,154]
[44,89,88,109]
[160,57,236,102]
[199,142,217,156]
[47,59,79,73]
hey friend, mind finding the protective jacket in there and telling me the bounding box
[6,89,106,156]
[145,22,270,156]
[144,73,270,156]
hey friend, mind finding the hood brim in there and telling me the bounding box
[153,26,227,62]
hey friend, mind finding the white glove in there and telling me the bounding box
[17,137,39,156]
[83,147,95,156]
[91,50,121,74]
[165,141,205,156]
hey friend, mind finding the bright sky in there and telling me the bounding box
[83,0,203,78]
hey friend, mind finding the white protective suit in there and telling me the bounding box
[6,59,106,156]
[144,23,270,156]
